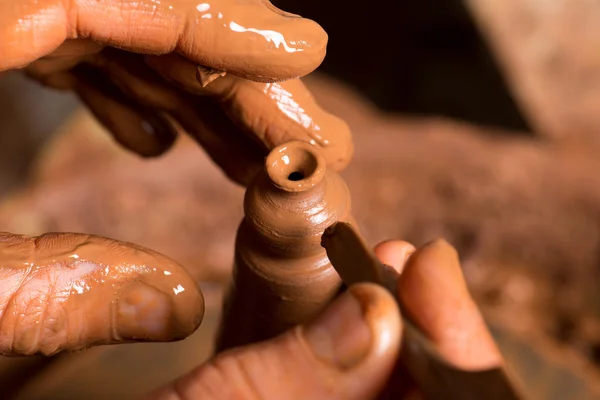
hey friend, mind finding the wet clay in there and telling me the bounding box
[25,43,352,184]
[0,232,204,356]
[198,72,354,173]
[136,51,355,176]
[215,141,354,351]
[2,0,327,82]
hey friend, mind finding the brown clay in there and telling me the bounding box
[127,51,355,178]
[190,71,355,173]
[0,232,204,356]
[215,141,354,351]
[24,45,353,185]
[1,0,327,82]
[322,222,523,400]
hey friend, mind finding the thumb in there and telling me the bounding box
[0,232,204,356]
[146,283,402,400]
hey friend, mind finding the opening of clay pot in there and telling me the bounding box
[287,171,305,181]
[266,141,326,192]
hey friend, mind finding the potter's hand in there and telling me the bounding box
[2,0,352,185]
[146,239,502,400]
[0,233,204,356]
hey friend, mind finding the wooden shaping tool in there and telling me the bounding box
[321,222,524,400]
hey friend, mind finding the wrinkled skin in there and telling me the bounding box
[0,233,205,357]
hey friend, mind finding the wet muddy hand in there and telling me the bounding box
[5,0,350,185]
[0,0,327,81]
[0,232,204,356]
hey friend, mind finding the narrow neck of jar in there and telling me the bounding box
[241,141,332,257]
[268,176,327,205]
[265,141,327,195]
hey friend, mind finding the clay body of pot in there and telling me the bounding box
[216,141,354,351]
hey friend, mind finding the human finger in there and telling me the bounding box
[146,52,354,172]
[0,0,327,81]
[0,232,204,356]
[374,240,416,274]
[72,64,178,157]
[398,239,503,370]
[89,50,273,184]
[145,283,401,400]
[28,48,256,177]
[23,39,105,89]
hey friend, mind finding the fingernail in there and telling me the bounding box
[117,283,175,341]
[392,247,416,274]
[403,248,416,264]
[304,289,372,369]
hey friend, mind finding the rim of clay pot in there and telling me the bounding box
[265,141,326,192]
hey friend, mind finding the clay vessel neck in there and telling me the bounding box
[242,141,351,259]
[265,140,326,196]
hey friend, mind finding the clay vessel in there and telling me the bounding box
[216,141,354,351]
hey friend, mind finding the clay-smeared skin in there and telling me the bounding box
[0,233,204,356]
[26,47,352,184]
[21,45,351,184]
[216,141,354,351]
[145,52,354,175]
[1,0,352,184]
[0,0,326,81]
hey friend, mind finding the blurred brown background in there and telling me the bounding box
[2,0,600,398]
[0,74,77,195]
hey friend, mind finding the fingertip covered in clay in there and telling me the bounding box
[0,232,203,356]
[307,283,401,398]
[243,141,353,256]
[179,0,328,82]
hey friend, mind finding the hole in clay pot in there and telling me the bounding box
[266,141,325,191]
[287,171,305,181]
